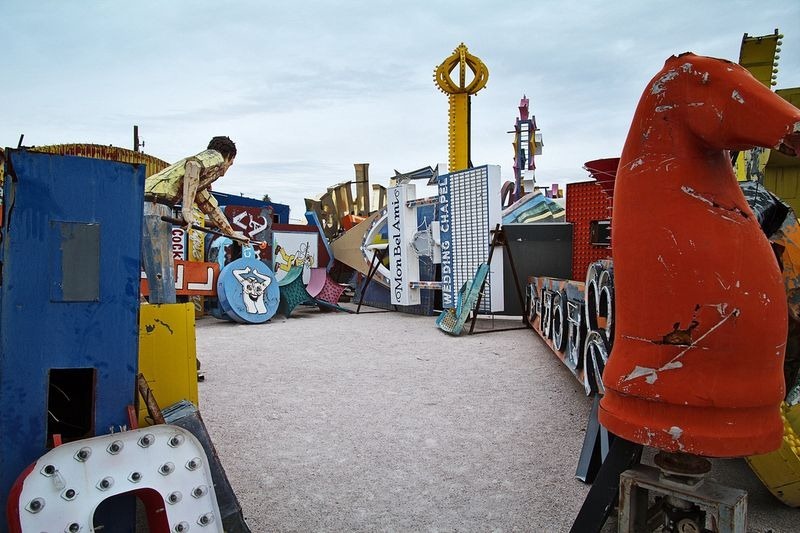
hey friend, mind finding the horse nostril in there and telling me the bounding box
[778,141,798,157]
[777,131,800,157]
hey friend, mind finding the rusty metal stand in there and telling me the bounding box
[468,224,530,334]
[137,373,165,425]
[617,453,747,533]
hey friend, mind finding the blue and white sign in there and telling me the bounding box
[437,164,504,313]
[217,246,280,323]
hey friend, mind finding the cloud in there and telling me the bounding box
[3,0,799,220]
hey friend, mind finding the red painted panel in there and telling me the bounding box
[566,181,612,280]
[141,260,220,296]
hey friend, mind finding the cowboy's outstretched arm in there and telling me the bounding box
[199,197,250,243]
[182,160,201,227]
[205,203,235,234]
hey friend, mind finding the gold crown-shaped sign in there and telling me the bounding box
[434,43,489,95]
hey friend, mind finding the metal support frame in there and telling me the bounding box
[468,224,529,334]
[618,464,747,533]
[569,436,643,533]
[575,394,615,483]
[356,244,390,314]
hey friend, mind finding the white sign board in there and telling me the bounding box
[438,165,504,313]
[388,184,421,306]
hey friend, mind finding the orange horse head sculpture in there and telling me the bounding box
[600,53,800,457]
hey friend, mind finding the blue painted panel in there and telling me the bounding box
[211,191,290,223]
[305,210,334,270]
[0,150,144,519]
[206,236,235,320]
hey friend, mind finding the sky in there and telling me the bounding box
[3,1,799,221]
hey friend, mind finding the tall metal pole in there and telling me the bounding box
[133,125,140,152]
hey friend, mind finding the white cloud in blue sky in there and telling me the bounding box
[3,1,799,219]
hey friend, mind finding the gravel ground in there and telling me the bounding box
[196,307,798,532]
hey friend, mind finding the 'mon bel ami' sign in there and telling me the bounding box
[388,183,420,306]
[438,165,504,313]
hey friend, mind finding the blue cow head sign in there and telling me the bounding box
[217,245,280,323]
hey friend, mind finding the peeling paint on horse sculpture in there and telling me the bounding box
[599,53,800,457]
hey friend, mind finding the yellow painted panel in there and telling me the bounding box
[138,303,198,426]
[32,144,169,177]
[763,87,800,211]
[766,167,800,215]
[777,87,800,108]
[747,403,800,507]
[764,168,779,195]
[776,169,799,200]
[450,93,470,171]
[766,89,800,171]
[738,30,780,87]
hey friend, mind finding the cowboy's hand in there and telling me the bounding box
[182,211,195,230]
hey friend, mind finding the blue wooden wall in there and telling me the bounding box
[0,150,144,522]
